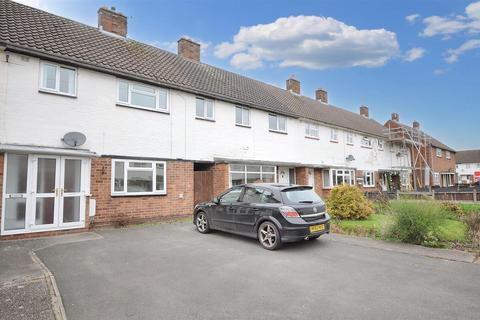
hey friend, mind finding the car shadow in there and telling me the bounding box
[197,227,329,252]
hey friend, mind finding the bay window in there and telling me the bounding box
[230,164,276,186]
[112,159,166,195]
[40,61,76,96]
[322,169,355,188]
[117,80,168,112]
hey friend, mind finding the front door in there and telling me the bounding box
[278,167,295,185]
[1,153,88,235]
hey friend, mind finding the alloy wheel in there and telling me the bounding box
[196,212,209,233]
[259,222,281,250]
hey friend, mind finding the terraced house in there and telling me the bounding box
[0,1,420,238]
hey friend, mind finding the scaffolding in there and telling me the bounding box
[384,124,434,190]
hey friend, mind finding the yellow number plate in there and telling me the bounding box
[309,224,325,233]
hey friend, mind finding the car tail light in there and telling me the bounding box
[279,206,300,218]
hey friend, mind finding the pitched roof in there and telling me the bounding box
[0,0,389,138]
[393,122,455,152]
[456,150,480,164]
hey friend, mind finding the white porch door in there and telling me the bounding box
[308,168,315,190]
[278,167,295,185]
[2,154,87,235]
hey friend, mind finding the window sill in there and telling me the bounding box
[305,135,319,140]
[329,140,339,143]
[116,103,169,114]
[346,142,354,146]
[361,145,373,149]
[269,129,287,135]
[39,89,77,98]
[235,123,251,128]
[115,102,170,114]
[196,117,215,122]
[111,192,167,197]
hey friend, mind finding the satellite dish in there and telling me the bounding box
[346,154,355,162]
[62,132,86,147]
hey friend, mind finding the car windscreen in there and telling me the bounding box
[281,187,323,204]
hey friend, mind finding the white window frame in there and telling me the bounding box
[305,122,319,139]
[196,97,215,121]
[378,139,384,150]
[111,159,167,196]
[322,169,355,188]
[436,148,442,157]
[235,106,251,127]
[229,164,277,187]
[346,132,354,145]
[446,151,451,159]
[117,79,169,113]
[330,128,338,142]
[361,136,373,148]
[363,171,375,187]
[268,114,287,133]
[433,172,440,186]
[39,61,77,97]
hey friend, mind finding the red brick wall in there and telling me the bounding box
[90,157,194,227]
[314,168,324,197]
[295,167,309,185]
[212,163,230,196]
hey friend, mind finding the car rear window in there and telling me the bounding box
[281,187,323,204]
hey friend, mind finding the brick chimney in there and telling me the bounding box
[413,121,420,130]
[391,112,399,122]
[286,75,300,94]
[98,7,127,37]
[315,88,328,104]
[178,38,201,62]
[360,105,369,118]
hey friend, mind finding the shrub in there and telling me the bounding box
[388,200,445,245]
[326,185,374,220]
[441,202,465,218]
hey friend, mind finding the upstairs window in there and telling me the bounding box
[446,151,451,159]
[361,136,372,148]
[346,132,354,145]
[196,97,214,120]
[305,122,319,138]
[330,128,338,142]
[269,114,287,133]
[436,148,442,157]
[117,80,168,112]
[40,61,76,96]
[235,106,250,127]
[378,139,384,150]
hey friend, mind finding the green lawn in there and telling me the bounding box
[459,203,480,214]
[333,214,467,243]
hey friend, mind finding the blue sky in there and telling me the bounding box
[18,0,480,150]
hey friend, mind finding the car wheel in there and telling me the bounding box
[258,221,282,250]
[195,211,210,234]
[308,235,321,240]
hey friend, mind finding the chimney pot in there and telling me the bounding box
[360,105,369,118]
[315,88,328,104]
[98,6,127,37]
[286,75,301,94]
[177,37,201,62]
[391,112,399,122]
[413,121,420,130]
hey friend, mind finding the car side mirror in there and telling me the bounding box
[212,197,219,204]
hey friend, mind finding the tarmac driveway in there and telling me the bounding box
[36,222,480,320]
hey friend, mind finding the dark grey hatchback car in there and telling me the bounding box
[193,183,330,250]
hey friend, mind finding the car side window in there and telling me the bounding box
[242,187,280,204]
[219,188,243,204]
[243,187,264,203]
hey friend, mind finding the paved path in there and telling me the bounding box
[32,223,480,320]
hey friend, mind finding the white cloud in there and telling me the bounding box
[421,1,480,37]
[445,39,480,63]
[214,15,399,70]
[406,14,421,24]
[404,47,426,61]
